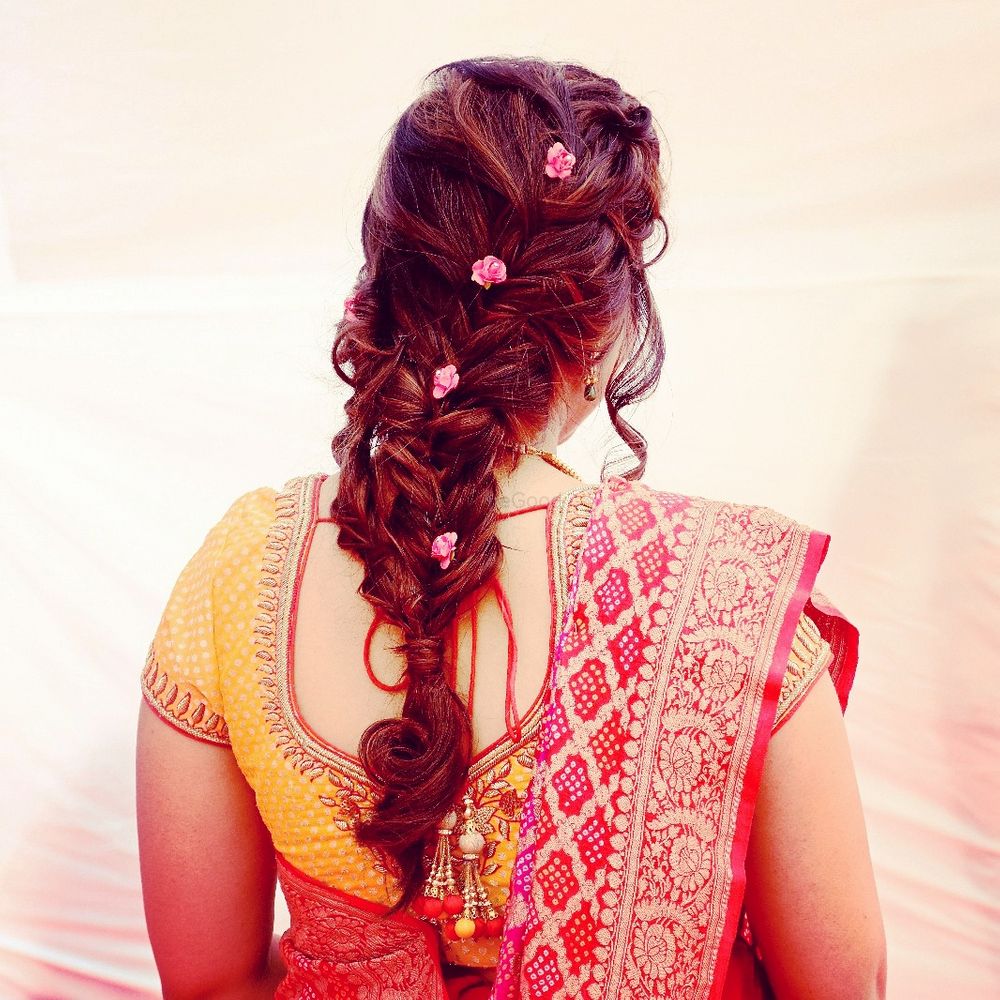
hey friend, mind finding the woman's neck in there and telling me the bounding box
[494,453,585,513]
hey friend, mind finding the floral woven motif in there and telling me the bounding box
[276,856,448,1000]
[493,475,833,1000]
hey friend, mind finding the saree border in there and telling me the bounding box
[276,851,439,935]
[704,523,831,998]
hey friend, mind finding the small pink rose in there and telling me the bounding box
[344,294,359,321]
[430,531,458,569]
[545,141,576,180]
[432,364,460,399]
[471,255,507,289]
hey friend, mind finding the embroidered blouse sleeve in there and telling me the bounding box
[772,610,834,733]
[140,494,250,745]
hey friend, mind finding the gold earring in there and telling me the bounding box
[583,353,598,401]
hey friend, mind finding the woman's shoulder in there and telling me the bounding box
[225,470,321,511]
[600,475,809,533]
[221,481,280,523]
[216,470,329,535]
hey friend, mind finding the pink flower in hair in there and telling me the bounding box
[432,364,460,399]
[471,255,507,289]
[343,294,359,321]
[545,141,576,179]
[431,531,458,569]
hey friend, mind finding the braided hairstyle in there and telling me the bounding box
[329,56,668,910]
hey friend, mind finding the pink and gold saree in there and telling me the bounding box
[274,474,859,999]
[490,476,858,1000]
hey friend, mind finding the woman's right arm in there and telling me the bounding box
[743,669,887,999]
[136,700,286,1000]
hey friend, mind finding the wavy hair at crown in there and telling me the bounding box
[328,55,669,911]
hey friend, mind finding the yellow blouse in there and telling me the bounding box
[141,472,832,967]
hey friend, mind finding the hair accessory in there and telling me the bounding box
[430,531,458,569]
[432,364,460,399]
[545,141,576,179]
[471,255,507,289]
[343,294,359,321]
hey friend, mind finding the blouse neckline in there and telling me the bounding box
[280,472,566,785]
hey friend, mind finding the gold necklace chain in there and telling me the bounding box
[521,445,584,482]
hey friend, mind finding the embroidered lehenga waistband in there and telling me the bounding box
[274,854,449,999]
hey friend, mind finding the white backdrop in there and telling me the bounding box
[1,2,997,997]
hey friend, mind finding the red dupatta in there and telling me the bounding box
[491,475,859,1000]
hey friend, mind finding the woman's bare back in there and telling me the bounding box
[293,467,580,761]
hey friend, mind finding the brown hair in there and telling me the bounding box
[328,55,668,909]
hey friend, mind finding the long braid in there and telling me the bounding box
[328,56,668,910]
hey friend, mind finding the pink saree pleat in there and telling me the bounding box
[491,476,859,1000]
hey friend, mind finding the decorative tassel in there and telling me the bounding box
[444,793,505,941]
[413,795,505,940]
[413,809,463,919]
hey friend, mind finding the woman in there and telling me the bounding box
[136,56,886,999]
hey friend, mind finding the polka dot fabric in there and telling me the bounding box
[141,490,263,744]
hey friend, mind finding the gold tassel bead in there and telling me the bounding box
[414,809,459,920]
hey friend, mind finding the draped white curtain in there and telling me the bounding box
[1,3,997,997]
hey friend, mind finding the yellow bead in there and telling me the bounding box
[453,917,477,939]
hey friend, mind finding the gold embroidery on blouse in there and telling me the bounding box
[774,611,834,728]
[253,473,552,792]
[549,485,599,637]
[141,644,231,744]
[252,475,338,779]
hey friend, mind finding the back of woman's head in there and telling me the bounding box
[328,55,668,909]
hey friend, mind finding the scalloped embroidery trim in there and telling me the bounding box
[141,643,230,744]
[251,474,333,780]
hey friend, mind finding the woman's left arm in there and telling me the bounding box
[136,699,286,1000]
